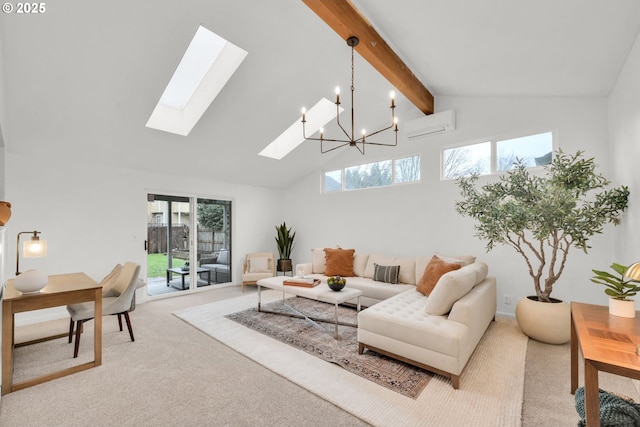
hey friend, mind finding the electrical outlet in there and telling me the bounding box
[504,295,511,305]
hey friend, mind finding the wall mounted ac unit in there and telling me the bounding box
[405,109,456,140]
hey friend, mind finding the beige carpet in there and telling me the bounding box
[175,290,528,427]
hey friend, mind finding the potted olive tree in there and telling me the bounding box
[592,263,640,318]
[275,222,295,273]
[456,150,629,344]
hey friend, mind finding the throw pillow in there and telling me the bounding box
[311,248,326,274]
[424,268,477,316]
[248,256,270,273]
[324,248,355,277]
[373,263,400,284]
[416,255,461,296]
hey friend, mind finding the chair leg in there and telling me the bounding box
[123,312,135,342]
[68,319,74,343]
[117,313,123,331]
[73,320,84,358]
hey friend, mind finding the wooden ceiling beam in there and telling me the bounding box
[302,0,434,115]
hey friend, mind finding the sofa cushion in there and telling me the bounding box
[425,267,477,315]
[396,257,416,284]
[340,276,414,301]
[467,261,489,285]
[416,255,462,296]
[364,254,397,279]
[217,250,229,264]
[324,248,355,277]
[373,263,400,284]
[311,248,326,274]
[358,289,469,357]
[435,252,476,266]
[353,253,369,277]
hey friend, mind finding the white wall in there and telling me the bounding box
[4,152,283,321]
[284,96,620,317]
[609,31,640,261]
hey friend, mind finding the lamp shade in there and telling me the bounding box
[625,262,640,281]
[23,239,47,258]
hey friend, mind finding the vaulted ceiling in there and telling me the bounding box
[1,0,639,189]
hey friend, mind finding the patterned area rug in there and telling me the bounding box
[226,297,431,398]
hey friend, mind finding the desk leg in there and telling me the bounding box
[2,300,14,395]
[94,288,102,367]
[571,311,578,393]
[584,360,600,427]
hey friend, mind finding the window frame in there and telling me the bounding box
[440,130,555,181]
[321,153,421,193]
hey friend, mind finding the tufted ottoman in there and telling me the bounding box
[357,276,496,389]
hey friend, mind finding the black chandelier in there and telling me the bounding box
[301,36,398,155]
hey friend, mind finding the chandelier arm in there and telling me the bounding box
[300,35,400,155]
[321,141,351,154]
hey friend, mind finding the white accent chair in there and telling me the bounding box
[67,261,141,358]
[241,252,275,292]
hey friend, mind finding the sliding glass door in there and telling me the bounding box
[146,193,232,297]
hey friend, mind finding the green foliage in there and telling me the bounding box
[456,150,629,302]
[591,263,640,300]
[275,222,295,259]
[197,204,225,231]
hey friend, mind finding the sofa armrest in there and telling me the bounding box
[448,278,496,328]
[295,263,312,276]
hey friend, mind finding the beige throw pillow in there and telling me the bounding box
[248,256,270,273]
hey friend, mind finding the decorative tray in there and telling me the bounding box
[283,278,321,288]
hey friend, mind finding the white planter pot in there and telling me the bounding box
[609,298,636,318]
[515,296,571,344]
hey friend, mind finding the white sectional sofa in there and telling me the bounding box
[296,249,497,389]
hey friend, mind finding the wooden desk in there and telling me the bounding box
[571,302,640,427]
[2,272,101,395]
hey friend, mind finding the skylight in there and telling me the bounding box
[259,98,344,160]
[146,25,248,136]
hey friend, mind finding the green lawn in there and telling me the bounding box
[147,253,186,278]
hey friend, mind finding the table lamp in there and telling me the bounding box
[16,230,47,275]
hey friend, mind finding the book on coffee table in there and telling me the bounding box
[283,278,321,288]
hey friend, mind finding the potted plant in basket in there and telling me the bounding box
[591,263,640,318]
[456,150,629,344]
[275,222,296,273]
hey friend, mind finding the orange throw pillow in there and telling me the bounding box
[324,248,355,277]
[416,255,461,296]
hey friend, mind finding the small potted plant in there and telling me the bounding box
[275,222,295,273]
[591,263,640,318]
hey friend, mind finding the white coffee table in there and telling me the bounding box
[257,276,362,339]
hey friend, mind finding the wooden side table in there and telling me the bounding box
[571,302,640,427]
[2,272,102,395]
